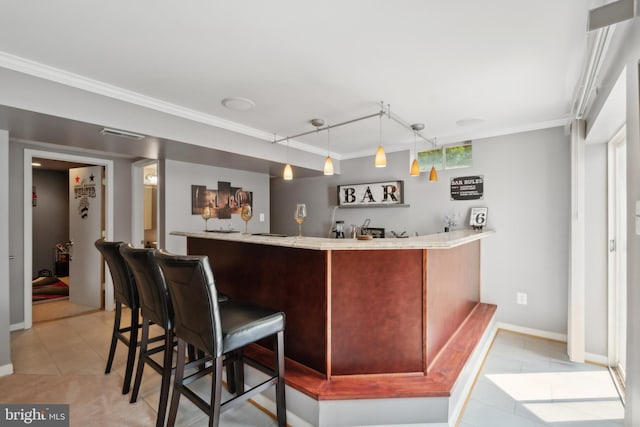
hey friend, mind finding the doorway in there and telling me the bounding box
[23,149,115,329]
[607,126,627,396]
[31,158,101,322]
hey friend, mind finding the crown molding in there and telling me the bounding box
[0,51,279,143]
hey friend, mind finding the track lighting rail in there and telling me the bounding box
[272,103,435,147]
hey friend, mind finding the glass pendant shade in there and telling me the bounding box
[374,145,387,167]
[283,163,293,180]
[324,156,334,175]
[429,165,438,181]
[410,159,420,176]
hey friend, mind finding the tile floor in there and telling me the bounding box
[2,309,625,427]
[458,331,625,427]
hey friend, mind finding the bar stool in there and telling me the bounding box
[119,245,174,427]
[155,250,287,427]
[94,239,140,395]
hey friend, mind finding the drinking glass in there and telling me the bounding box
[241,205,253,234]
[201,207,212,231]
[294,204,307,238]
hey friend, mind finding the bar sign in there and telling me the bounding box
[451,175,484,200]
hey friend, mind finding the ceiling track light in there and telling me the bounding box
[99,127,145,140]
[283,136,293,180]
[410,123,424,177]
[312,119,335,176]
[272,102,434,171]
[429,136,438,182]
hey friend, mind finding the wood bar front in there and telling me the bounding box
[186,231,483,380]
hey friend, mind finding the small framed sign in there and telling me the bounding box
[337,181,404,207]
[469,207,488,230]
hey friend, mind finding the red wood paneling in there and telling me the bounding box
[330,250,424,375]
[426,241,480,369]
[188,238,328,373]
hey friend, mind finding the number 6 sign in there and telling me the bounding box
[469,207,488,229]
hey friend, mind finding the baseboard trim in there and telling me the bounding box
[9,322,25,332]
[496,322,608,366]
[496,322,567,342]
[0,363,14,377]
[585,352,608,366]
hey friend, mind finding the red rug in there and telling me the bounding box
[32,276,69,302]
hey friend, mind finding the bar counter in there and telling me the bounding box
[171,228,495,401]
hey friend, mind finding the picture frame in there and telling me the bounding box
[469,207,488,230]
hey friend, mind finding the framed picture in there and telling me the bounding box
[469,207,488,229]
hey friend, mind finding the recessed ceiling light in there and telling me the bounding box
[31,162,42,167]
[456,117,485,127]
[221,97,256,111]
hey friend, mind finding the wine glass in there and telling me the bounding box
[201,207,212,231]
[294,203,307,238]
[241,205,253,234]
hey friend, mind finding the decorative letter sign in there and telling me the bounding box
[337,181,404,207]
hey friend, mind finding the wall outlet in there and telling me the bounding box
[259,213,265,222]
[517,292,528,305]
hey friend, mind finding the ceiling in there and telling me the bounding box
[0,0,605,167]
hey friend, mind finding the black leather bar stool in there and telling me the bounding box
[155,250,287,427]
[94,239,140,395]
[119,245,174,427]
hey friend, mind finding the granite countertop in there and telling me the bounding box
[171,228,494,250]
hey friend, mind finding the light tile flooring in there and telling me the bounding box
[4,308,277,427]
[2,309,625,427]
[32,299,98,323]
[458,331,625,427]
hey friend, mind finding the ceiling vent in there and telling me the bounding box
[99,127,145,140]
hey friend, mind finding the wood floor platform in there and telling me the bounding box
[246,302,496,401]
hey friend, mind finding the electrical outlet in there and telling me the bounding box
[517,292,528,305]
[259,213,265,222]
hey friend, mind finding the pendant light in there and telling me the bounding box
[323,126,334,175]
[283,137,293,180]
[429,137,438,182]
[410,123,424,177]
[374,107,387,168]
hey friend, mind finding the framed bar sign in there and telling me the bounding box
[337,181,404,207]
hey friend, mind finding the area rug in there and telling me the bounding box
[32,276,69,302]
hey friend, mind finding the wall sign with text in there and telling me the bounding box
[337,181,404,207]
[450,175,484,200]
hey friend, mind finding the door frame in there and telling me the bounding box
[607,125,626,376]
[23,149,114,329]
[132,159,158,248]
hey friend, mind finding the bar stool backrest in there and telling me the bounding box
[120,244,174,330]
[95,239,139,309]
[155,250,223,357]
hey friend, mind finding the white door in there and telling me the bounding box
[69,166,103,308]
[608,128,627,384]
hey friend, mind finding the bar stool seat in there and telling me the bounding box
[94,239,140,395]
[155,250,287,427]
[119,244,174,427]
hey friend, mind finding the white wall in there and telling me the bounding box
[164,159,271,255]
[271,127,578,336]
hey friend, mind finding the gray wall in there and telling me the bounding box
[271,127,575,336]
[32,169,69,278]
[163,159,271,255]
[8,140,134,326]
[1,130,11,371]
